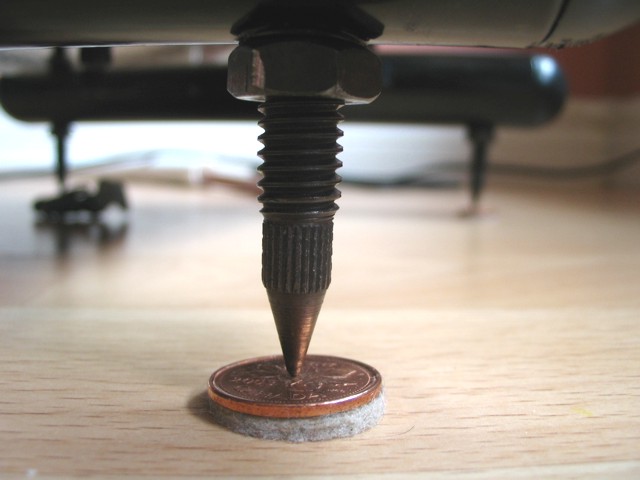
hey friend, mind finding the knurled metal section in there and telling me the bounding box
[257,98,343,295]
[262,220,333,294]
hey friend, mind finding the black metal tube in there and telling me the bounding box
[0,53,566,127]
[348,53,567,127]
[0,67,256,123]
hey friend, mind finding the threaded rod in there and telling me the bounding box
[257,97,344,376]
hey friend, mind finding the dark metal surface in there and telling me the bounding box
[349,53,567,127]
[0,0,637,48]
[226,21,383,378]
[227,37,382,104]
[208,355,383,418]
[0,66,256,122]
[1,52,566,127]
[51,122,69,189]
[257,98,345,378]
[467,124,494,211]
[34,180,127,216]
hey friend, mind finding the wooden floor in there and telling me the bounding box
[1,177,639,478]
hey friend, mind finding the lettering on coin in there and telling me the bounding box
[208,355,382,418]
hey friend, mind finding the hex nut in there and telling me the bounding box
[227,38,382,104]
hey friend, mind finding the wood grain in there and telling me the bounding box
[1,178,639,478]
[1,308,639,478]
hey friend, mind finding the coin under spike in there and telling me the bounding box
[207,355,384,442]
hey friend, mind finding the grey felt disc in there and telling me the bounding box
[209,391,385,442]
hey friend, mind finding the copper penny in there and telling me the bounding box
[208,355,382,418]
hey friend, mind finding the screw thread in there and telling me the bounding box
[258,97,344,294]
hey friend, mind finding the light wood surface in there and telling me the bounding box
[1,178,639,478]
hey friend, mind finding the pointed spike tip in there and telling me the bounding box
[285,355,303,378]
[268,291,326,378]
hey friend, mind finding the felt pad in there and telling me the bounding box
[209,391,385,442]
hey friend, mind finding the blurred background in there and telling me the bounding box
[0,20,638,312]
[0,22,638,191]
